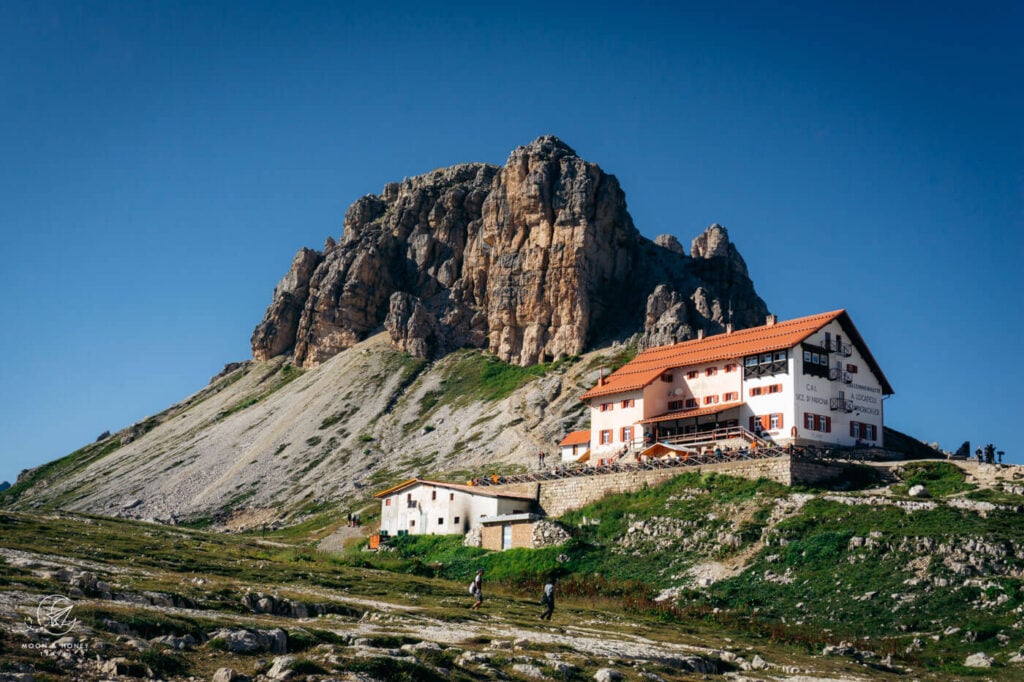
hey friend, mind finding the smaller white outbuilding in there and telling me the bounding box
[374,478,537,537]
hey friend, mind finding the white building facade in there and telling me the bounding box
[579,311,892,457]
[375,479,536,536]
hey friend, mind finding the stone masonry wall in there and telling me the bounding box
[493,456,847,518]
[480,520,536,550]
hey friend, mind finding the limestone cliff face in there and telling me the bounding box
[456,136,639,364]
[251,136,769,366]
[638,223,767,349]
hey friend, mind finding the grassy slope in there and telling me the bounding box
[343,463,1024,677]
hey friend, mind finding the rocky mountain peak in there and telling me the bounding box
[251,139,769,367]
[510,134,578,160]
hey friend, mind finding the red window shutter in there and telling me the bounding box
[825,416,832,433]
[778,414,783,429]
[750,416,756,430]
[760,415,771,431]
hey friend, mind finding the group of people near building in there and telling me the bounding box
[466,473,505,486]
[468,569,556,620]
[975,444,1004,464]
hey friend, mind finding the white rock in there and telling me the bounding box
[266,655,297,680]
[964,652,995,668]
[512,663,547,678]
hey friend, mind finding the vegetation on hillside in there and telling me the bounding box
[340,469,1024,676]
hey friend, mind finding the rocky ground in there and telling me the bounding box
[5,460,1024,681]
[0,513,871,682]
[2,333,615,525]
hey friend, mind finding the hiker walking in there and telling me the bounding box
[539,577,556,620]
[470,569,484,610]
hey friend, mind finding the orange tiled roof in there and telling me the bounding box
[582,310,870,401]
[640,401,745,424]
[558,430,591,447]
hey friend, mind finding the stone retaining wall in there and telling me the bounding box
[494,456,848,517]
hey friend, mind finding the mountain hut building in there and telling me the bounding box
[577,310,893,459]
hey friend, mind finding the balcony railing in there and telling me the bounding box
[830,397,853,412]
[827,340,852,357]
[828,368,853,384]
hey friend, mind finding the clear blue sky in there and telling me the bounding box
[1,1,1021,485]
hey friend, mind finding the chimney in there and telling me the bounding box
[725,322,734,334]
[766,314,778,326]
[697,328,705,339]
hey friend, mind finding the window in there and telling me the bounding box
[745,356,758,367]
[804,413,832,432]
[819,354,828,366]
[774,350,787,362]
[450,492,455,501]
[770,413,783,429]
[409,519,416,527]
[431,490,437,501]
[704,395,719,405]
[723,391,738,402]
[686,370,699,379]
[685,398,697,409]
[438,517,444,525]
[760,353,772,364]
[846,364,858,374]
[749,386,763,397]
[725,363,737,373]
[661,373,673,382]
[767,383,782,394]
[850,422,877,440]
[621,426,632,442]
[668,400,683,410]
[803,350,812,363]
[453,516,460,525]
[599,430,612,444]
[599,402,613,412]
[811,352,819,365]
[621,399,635,408]
[706,367,718,377]
[385,498,391,506]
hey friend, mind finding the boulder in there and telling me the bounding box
[212,668,249,682]
[266,655,297,680]
[965,652,995,668]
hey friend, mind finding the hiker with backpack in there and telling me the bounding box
[469,569,484,610]
[539,576,555,620]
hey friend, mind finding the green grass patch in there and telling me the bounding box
[893,461,975,497]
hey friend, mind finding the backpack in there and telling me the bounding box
[469,581,478,595]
